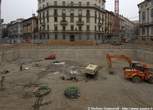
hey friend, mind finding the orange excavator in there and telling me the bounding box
[106,54,153,83]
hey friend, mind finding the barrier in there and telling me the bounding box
[48,40,96,46]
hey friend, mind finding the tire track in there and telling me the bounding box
[119,80,153,107]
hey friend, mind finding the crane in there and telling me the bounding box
[115,0,119,15]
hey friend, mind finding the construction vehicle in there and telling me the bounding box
[45,53,56,60]
[83,64,99,78]
[106,54,153,83]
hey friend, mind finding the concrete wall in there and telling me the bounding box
[0,46,153,66]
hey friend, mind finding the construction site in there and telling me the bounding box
[0,43,153,110]
[1,0,153,109]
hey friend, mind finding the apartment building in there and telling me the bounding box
[22,14,38,43]
[37,0,115,44]
[138,0,153,41]
[119,15,135,41]
[7,18,24,43]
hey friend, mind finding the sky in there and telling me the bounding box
[2,0,144,23]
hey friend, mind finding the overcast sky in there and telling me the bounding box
[2,0,144,23]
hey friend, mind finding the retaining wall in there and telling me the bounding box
[0,46,153,65]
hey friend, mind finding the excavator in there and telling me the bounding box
[106,54,153,83]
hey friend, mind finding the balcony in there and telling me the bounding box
[76,21,84,25]
[60,20,68,26]
[140,21,153,27]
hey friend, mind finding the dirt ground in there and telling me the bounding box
[0,47,153,110]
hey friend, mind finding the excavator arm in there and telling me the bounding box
[106,53,132,69]
[106,53,149,73]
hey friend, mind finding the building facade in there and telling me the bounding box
[138,0,153,41]
[7,18,24,43]
[37,0,115,44]
[22,14,38,43]
[119,15,135,42]
[1,24,8,38]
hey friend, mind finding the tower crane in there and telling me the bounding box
[115,0,119,14]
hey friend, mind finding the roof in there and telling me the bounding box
[138,0,151,6]
[22,16,38,23]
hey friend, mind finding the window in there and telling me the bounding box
[62,16,66,21]
[151,0,153,5]
[70,9,74,13]
[43,12,45,18]
[62,9,66,17]
[142,11,145,21]
[99,13,101,20]
[70,13,74,23]
[47,2,49,6]
[147,27,149,36]
[87,17,90,23]
[79,2,82,6]
[39,19,41,24]
[152,27,153,34]
[151,8,153,17]
[86,10,90,23]
[55,34,58,40]
[95,35,97,40]
[54,9,58,16]
[54,1,57,6]
[71,25,74,31]
[62,1,66,6]
[87,10,90,16]
[54,25,58,31]
[95,11,97,23]
[142,27,145,35]
[78,26,82,31]
[47,34,49,39]
[54,17,58,22]
[87,25,90,31]
[71,1,74,6]
[95,26,97,31]
[87,35,89,40]
[98,34,100,40]
[79,35,81,40]
[38,0,41,3]
[78,9,82,16]
[87,2,90,6]
[63,34,66,39]
[39,13,42,19]
[47,25,49,30]
[79,17,82,22]
[63,26,66,31]
[62,9,66,14]
[98,26,101,31]
[47,10,49,22]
